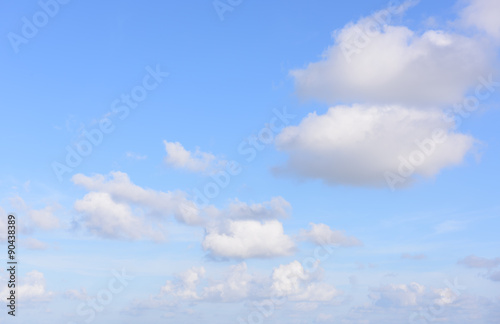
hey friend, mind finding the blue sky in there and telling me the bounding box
[1,0,500,323]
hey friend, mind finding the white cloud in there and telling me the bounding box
[9,196,61,230]
[74,191,164,241]
[1,270,54,303]
[72,172,297,254]
[202,219,295,259]
[371,282,425,307]
[401,253,426,260]
[460,0,500,39]
[23,238,48,250]
[126,152,147,160]
[271,261,339,302]
[433,287,460,306]
[161,266,206,300]
[160,263,255,303]
[145,260,338,309]
[458,255,500,268]
[371,281,462,309]
[201,263,254,302]
[290,6,495,106]
[27,205,61,230]
[347,289,496,323]
[206,196,291,220]
[298,223,362,247]
[163,141,224,173]
[275,105,474,186]
[72,171,202,226]
[64,288,88,301]
[271,260,310,296]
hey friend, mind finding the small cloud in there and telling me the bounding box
[1,270,54,302]
[126,152,147,160]
[23,238,48,250]
[434,220,466,234]
[8,196,61,230]
[458,255,500,269]
[401,253,426,260]
[163,141,225,174]
[298,223,362,247]
[64,288,88,301]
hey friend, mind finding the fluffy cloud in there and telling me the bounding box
[201,263,255,302]
[460,0,500,39]
[347,291,497,323]
[64,288,88,301]
[458,255,500,268]
[200,197,296,259]
[163,141,224,173]
[9,196,61,230]
[275,105,474,186]
[1,270,54,303]
[23,238,48,250]
[159,263,256,303]
[205,196,291,220]
[298,223,362,247]
[290,5,495,106]
[72,172,298,256]
[202,219,295,259]
[370,281,465,310]
[74,191,164,241]
[72,171,202,228]
[271,261,339,302]
[280,0,500,188]
[147,260,338,308]
[161,266,206,300]
[371,282,425,307]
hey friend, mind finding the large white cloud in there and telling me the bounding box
[202,219,295,259]
[282,0,499,188]
[291,6,495,106]
[275,104,474,187]
[72,172,300,254]
[460,0,500,39]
